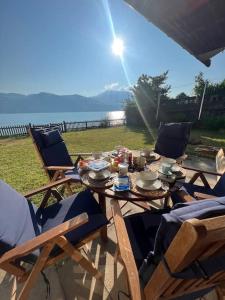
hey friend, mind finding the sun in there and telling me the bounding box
[112,37,124,56]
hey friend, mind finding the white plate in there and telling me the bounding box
[88,170,111,181]
[136,179,162,191]
[88,160,110,172]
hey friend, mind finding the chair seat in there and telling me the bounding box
[38,189,108,257]
[171,183,216,205]
[124,209,168,269]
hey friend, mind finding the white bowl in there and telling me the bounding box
[139,171,158,181]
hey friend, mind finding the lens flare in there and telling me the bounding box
[112,38,124,56]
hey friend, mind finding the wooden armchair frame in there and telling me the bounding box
[1,178,103,300]
[29,128,91,182]
[111,199,225,300]
[182,166,223,200]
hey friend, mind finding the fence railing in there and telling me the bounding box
[0,118,126,138]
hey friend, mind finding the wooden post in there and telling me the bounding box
[63,121,67,132]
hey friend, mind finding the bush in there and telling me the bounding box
[198,116,225,130]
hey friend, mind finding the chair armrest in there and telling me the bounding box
[23,178,73,198]
[70,152,92,156]
[194,192,216,200]
[111,200,142,300]
[44,166,75,171]
[182,166,222,177]
[175,190,195,203]
[0,213,88,264]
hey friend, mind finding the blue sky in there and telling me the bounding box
[0,0,225,97]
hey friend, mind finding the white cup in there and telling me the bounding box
[139,170,158,182]
[161,163,172,174]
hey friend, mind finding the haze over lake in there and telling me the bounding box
[0,111,125,126]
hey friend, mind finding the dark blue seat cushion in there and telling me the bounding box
[213,173,225,196]
[42,142,73,167]
[41,130,63,147]
[0,181,40,256]
[155,122,192,159]
[124,209,169,269]
[30,128,73,168]
[64,169,80,181]
[38,189,108,256]
[155,197,225,256]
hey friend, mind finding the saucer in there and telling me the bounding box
[88,169,111,181]
[136,179,162,191]
[88,160,110,172]
[171,165,181,173]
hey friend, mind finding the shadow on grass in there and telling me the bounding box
[125,125,157,145]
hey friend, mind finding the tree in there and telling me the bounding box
[175,92,189,100]
[125,71,170,127]
[193,72,209,97]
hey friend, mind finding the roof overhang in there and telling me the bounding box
[124,0,225,66]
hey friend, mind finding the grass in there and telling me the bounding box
[1,126,225,196]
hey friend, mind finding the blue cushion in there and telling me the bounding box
[155,197,225,256]
[41,130,63,147]
[30,128,45,150]
[65,169,80,181]
[38,189,108,256]
[213,173,225,196]
[155,122,192,159]
[42,142,73,167]
[0,181,40,256]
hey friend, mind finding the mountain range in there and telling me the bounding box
[0,90,132,113]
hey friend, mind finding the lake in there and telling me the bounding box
[0,111,125,126]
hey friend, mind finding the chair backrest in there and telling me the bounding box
[144,198,225,300]
[155,122,192,159]
[0,181,40,260]
[216,148,225,182]
[29,127,73,179]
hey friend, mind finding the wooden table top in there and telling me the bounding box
[80,150,186,202]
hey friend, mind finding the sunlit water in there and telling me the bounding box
[0,111,125,126]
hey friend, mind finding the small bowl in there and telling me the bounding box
[139,171,158,182]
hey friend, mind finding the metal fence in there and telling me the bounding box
[0,118,126,138]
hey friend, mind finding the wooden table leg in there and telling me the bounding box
[98,193,108,243]
[163,195,170,209]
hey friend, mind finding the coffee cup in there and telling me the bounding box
[139,170,158,182]
[161,163,172,175]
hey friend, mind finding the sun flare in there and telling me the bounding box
[112,37,124,56]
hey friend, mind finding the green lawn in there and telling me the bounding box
[1,126,225,195]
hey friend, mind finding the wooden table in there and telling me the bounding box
[80,151,186,241]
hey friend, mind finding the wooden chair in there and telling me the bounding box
[0,178,108,300]
[171,160,225,203]
[29,126,91,183]
[111,198,225,300]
